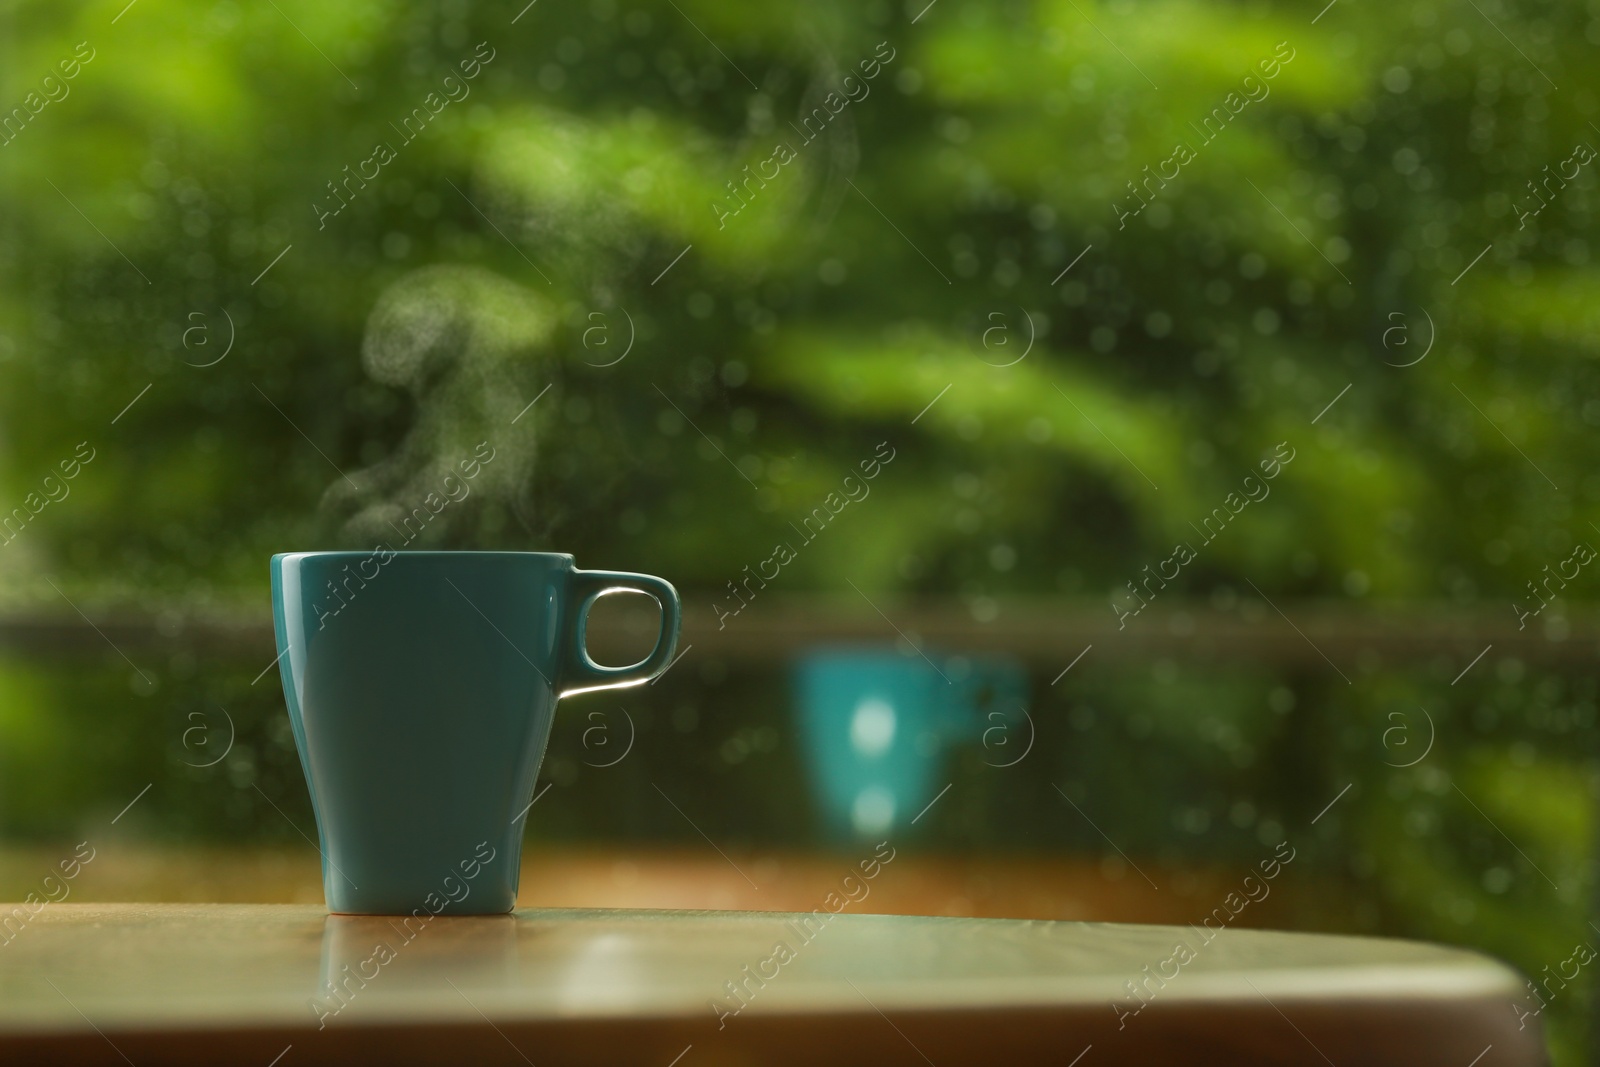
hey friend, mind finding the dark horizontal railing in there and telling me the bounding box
[0,598,1587,669]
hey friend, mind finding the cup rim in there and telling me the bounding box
[272,550,576,562]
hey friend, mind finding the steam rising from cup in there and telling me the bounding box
[321,264,548,547]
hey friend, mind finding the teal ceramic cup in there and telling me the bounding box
[270,551,680,915]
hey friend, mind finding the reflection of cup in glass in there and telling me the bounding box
[313,913,519,1027]
[793,648,1028,841]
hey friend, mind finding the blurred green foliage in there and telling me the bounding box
[2,0,1598,1060]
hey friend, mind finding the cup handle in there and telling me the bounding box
[560,569,681,697]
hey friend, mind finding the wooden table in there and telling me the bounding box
[0,904,1541,1066]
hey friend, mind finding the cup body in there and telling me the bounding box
[271,550,679,915]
